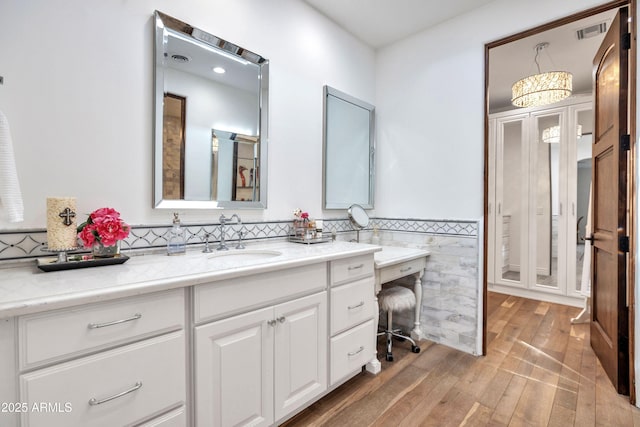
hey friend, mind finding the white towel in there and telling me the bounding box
[0,110,24,222]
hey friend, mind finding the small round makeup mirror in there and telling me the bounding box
[347,204,370,242]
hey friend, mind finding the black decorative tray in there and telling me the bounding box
[36,255,130,272]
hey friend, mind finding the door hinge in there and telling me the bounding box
[620,235,630,253]
[623,33,632,50]
[621,134,631,151]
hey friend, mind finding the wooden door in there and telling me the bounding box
[590,6,630,395]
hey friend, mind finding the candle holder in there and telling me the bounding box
[41,246,80,263]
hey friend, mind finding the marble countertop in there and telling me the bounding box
[0,241,381,319]
[374,245,430,268]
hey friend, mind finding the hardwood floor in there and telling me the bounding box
[282,292,640,426]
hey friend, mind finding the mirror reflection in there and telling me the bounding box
[323,86,375,209]
[154,11,269,209]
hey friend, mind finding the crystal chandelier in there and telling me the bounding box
[512,42,572,108]
[541,124,583,143]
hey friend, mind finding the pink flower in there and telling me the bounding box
[77,207,130,248]
[77,224,96,247]
[301,212,309,219]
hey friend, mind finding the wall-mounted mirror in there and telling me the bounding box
[323,86,375,209]
[153,11,268,209]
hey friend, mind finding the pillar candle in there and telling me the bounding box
[46,197,78,250]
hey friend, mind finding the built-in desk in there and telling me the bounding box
[374,246,430,341]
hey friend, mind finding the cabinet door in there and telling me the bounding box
[493,114,528,288]
[194,306,274,427]
[274,292,327,421]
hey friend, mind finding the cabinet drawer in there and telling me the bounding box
[330,277,374,335]
[330,319,375,386]
[194,263,326,324]
[376,257,425,285]
[137,406,187,426]
[20,331,186,427]
[331,254,374,286]
[18,289,185,369]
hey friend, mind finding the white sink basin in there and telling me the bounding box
[208,249,282,261]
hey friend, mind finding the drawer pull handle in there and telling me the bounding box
[348,346,365,357]
[400,267,412,273]
[88,381,142,406]
[348,264,364,271]
[88,313,142,329]
[347,301,365,310]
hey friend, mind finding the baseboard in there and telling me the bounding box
[488,283,583,307]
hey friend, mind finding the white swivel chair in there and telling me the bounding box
[377,285,421,361]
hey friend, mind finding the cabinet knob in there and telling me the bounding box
[267,320,277,327]
[277,316,286,323]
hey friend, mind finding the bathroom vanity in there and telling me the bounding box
[0,242,380,427]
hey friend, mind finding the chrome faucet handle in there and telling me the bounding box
[217,216,229,251]
[202,232,213,253]
[236,231,245,250]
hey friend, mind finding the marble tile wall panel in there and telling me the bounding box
[374,226,481,355]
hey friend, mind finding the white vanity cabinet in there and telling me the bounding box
[0,243,381,427]
[328,254,376,385]
[15,289,187,427]
[193,264,328,427]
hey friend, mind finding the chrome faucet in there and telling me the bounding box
[217,214,242,251]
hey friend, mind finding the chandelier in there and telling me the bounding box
[541,125,583,143]
[512,42,572,108]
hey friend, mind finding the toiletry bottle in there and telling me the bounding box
[167,212,186,255]
[371,224,381,245]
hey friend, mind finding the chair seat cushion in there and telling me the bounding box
[378,286,416,312]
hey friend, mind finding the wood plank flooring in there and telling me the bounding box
[282,292,640,426]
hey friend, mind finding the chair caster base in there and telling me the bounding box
[386,353,394,362]
[411,345,420,354]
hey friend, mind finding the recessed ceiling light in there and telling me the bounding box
[213,67,226,74]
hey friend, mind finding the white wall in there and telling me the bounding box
[0,0,375,229]
[374,0,608,220]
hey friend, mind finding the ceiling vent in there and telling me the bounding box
[576,22,607,40]
[170,54,190,63]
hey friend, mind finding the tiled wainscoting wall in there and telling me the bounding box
[0,217,482,355]
[373,218,481,355]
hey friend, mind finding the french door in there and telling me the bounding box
[488,100,593,302]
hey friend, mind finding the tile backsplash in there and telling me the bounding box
[0,217,477,261]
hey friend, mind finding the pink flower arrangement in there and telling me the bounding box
[293,208,309,220]
[77,207,130,248]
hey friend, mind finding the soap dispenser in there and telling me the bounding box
[371,224,381,245]
[167,212,186,255]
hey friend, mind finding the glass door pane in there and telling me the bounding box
[534,112,562,290]
[499,119,524,284]
[574,108,593,293]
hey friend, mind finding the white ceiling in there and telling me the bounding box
[303,0,496,48]
[301,0,618,112]
[489,9,616,112]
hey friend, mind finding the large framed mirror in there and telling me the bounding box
[153,11,269,209]
[323,86,375,209]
